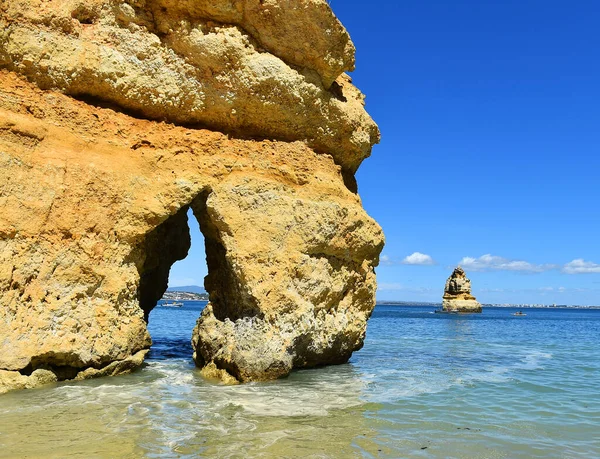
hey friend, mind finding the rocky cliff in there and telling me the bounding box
[0,0,383,393]
[0,0,378,174]
[442,267,482,313]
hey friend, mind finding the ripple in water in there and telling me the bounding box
[0,304,599,458]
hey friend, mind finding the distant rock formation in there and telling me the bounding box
[0,0,384,393]
[442,267,482,313]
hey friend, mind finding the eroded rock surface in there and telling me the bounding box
[0,368,58,395]
[442,267,482,313]
[0,0,378,173]
[0,70,383,390]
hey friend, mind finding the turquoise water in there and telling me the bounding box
[1,303,599,458]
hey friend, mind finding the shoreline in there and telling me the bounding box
[376,302,600,309]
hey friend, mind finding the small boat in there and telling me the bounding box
[512,311,526,316]
[162,301,184,308]
[434,309,459,314]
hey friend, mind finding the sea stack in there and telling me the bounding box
[442,267,482,313]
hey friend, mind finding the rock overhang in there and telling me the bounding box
[0,0,379,173]
[0,0,384,392]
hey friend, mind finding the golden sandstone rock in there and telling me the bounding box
[0,0,383,392]
[0,0,378,174]
[442,267,482,313]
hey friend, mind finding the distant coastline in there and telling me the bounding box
[162,289,208,301]
[376,301,600,309]
[160,294,600,309]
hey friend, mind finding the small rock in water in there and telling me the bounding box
[442,266,483,313]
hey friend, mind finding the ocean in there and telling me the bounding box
[1,303,599,458]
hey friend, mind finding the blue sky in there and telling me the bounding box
[170,1,600,305]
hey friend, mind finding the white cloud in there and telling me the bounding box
[402,252,436,266]
[480,286,575,294]
[380,254,394,266]
[459,254,556,273]
[377,283,435,294]
[563,259,600,274]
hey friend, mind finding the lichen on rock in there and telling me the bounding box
[0,0,384,392]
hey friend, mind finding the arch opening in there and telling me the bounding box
[137,205,193,322]
[135,192,223,363]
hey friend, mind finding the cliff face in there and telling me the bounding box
[0,0,378,173]
[0,0,383,393]
[442,267,482,313]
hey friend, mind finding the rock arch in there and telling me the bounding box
[0,0,384,393]
[0,76,383,391]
